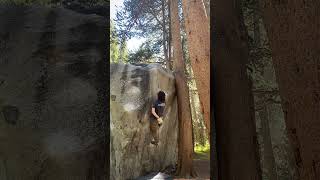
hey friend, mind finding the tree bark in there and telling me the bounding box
[170,0,195,177]
[212,0,262,179]
[261,1,320,179]
[253,0,261,47]
[192,90,207,146]
[203,0,210,22]
[181,0,210,139]
[167,0,172,68]
[259,106,278,180]
[190,90,197,146]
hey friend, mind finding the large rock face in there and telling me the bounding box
[0,5,107,180]
[110,63,178,180]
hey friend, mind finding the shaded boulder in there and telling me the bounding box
[0,5,107,180]
[110,63,178,180]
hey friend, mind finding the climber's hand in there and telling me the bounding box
[157,117,163,126]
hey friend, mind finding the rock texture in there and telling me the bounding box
[0,5,107,180]
[110,63,178,180]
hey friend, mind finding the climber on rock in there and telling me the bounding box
[150,91,166,146]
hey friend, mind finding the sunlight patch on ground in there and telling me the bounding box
[150,173,167,179]
[194,142,210,160]
[194,142,210,153]
[136,172,172,180]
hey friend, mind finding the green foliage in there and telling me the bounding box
[119,40,129,63]
[115,0,165,38]
[194,142,210,153]
[114,0,168,63]
[110,20,129,64]
[194,142,210,160]
[127,42,155,64]
[110,20,120,63]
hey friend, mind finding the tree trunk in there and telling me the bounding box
[190,90,198,146]
[253,0,260,47]
[189,85,196,151]
[212,0,262,179]
[191,114,195,153]
[259,106,278,180]
[162,0,170,70]
[203,0,210,22]
[261,1,320,179]
[170,0,195,177]
[167,0,172,68]
[252,2,275,178]
[191,90,207,146]
[181,0,210,139]
[200,124,206,146]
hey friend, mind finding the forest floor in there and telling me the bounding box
[173,145,210,180]
[137,145,210,180]
[192,149,210,180]
[172,151,210,180]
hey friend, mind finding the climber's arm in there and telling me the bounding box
[151,108,160,119]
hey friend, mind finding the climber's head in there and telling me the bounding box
[158,91,166,103]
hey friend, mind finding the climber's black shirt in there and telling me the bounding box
[150,100,165,121]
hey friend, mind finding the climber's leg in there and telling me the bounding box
[150,120,159,145]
